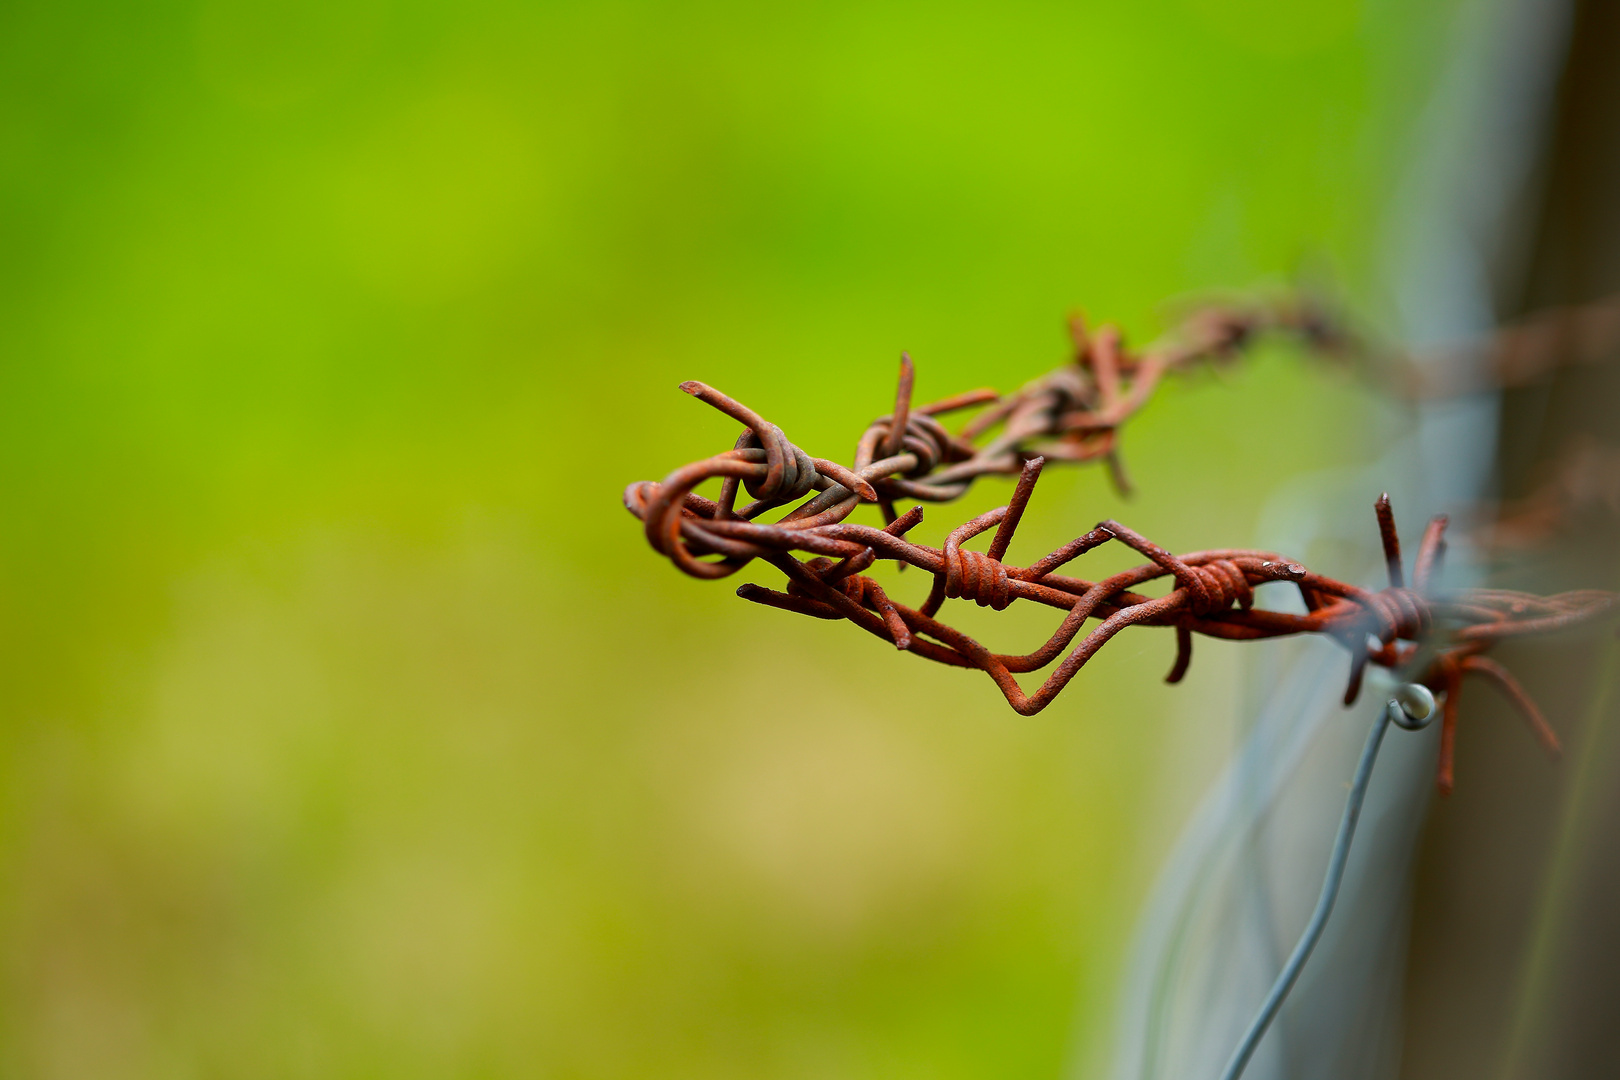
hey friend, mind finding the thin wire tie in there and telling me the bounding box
[1217,683,1435,1080]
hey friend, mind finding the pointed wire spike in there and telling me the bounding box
[1413,514,1450,592]
[676,380,781,442]
[1092,325,1122,405]
[1165,625,1193,684]
[1343,647,1369,706]
[988,456,1046,562]
[810,458,877,502]
[882,352,916,458]
[1374,492,1404,588]
[915,386,1001,417]
[1104,447,1134,498]
[884,504,925,536]
[1462,655,1562,758]
[1436,678,1461,796]
[867,585,913,650]
[1067,311,1091,360]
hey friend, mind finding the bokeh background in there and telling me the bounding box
[0,2,1479,1076]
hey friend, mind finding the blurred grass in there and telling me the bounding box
[0,1,1462,1076]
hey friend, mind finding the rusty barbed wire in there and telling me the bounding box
[624,298,1619,795]
[1477,434,1620,550]
[1396,291,1620,399]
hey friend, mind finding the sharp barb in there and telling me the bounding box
[882,352,915,459]
[1437,677,1460,796]
[988,456,1045,562]
[1413,515,1449,592]
[1462,655,1562,758]
[1104,446,1134,498]
[1166,625,1193,683]
[1374,493,1404,588]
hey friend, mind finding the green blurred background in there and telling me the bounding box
[0,1,1465,1076]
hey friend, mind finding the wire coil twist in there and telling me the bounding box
[626,301,1619,794]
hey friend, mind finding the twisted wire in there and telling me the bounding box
[625,300,1620,794]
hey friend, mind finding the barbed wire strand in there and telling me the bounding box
[624,297,1620,794]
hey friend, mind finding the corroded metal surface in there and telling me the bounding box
[624,302,1617,794]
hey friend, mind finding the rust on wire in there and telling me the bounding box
[624,299,1618,795]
